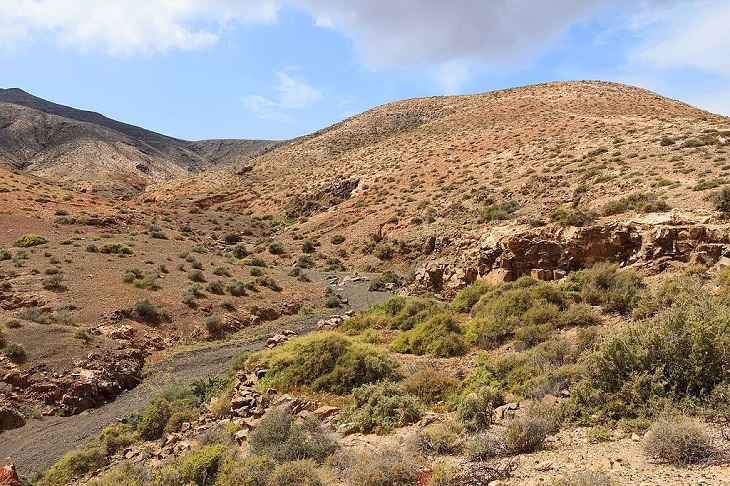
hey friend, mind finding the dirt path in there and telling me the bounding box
[0,272,391,478]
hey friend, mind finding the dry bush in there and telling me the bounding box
[328,446,419,486]
[644,417,715,465]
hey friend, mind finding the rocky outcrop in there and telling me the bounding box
[285,177,359,218]
[412,213,730,295]
[0,348,145,429]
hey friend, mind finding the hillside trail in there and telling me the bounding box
[0,271,391,478]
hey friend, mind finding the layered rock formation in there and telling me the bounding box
[413,211,730,295]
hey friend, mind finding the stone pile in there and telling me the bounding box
[265,329,297,348]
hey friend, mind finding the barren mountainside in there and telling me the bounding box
[146,81,730,285]
[0,88,279,198]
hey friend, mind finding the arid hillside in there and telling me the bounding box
[147,81,730,287]
[0,88,279,198]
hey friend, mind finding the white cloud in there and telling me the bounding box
[291,0,621,69]
[0,0,279,54]
[633,0,730,75]
[243,72,324,122]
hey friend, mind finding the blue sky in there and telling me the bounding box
[1,1,729,141]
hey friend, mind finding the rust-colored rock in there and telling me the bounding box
[0,463,21,486]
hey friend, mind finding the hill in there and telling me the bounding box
[146,81,730,288]
[0,88,279,198]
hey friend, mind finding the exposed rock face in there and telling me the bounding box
[285,177,359,218]
[0,348,145,430]
[0,398,25,431]
[412,213,730,295]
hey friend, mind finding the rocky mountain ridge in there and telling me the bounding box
[0,88,279,198]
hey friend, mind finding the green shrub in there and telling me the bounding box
[207,279,225,294]
[479,200,519,222]
[601,192,669,216]
[246,256,267,267]
[178,444,230,485]
[249,405,337,463]
[504,415,549,453]
[576,278,730,419]
[98,423,138,456]
[343,296,445,332]
[301,240,316,253]
[213,266,231,277]
[225,279,246,296]
[324,295,341,308]
[368,271,403,291]
[231,244,248,259]
[223,232,241,245]
[514,323,553,350]
[712,186,730,213]
[372,242,394,260]
[417,420,464,454]
[15,233,47,247]
[255,275,282,291]
[331,234,346,245]
[0,248,11,260]
[549,208,596,226]
[559,303,600,327]
[126,298,169,325]
[694,178,727,191]
[571,263,644,314]
[267,460,323,486]
[4,342,26,363]
[205,314,225,337]
[215,456,273,486]
[247,333,401,395]
[36,445,106,485]
[296,255,315,268]
[188,269,206,282]
[86,461,144,486]
[451,280,494,313]
[401,369,459,405]
[123,268,160,290]
[136,398,173,440]
[41,273,64,290]
[341,381,422,433]
[468,277,566,347]
[457,385,503,432]
[391,312,467,358]
[644,416,714,465]
[98,242,132,254]
[587,424,614,443]
[463,431,505,461]
[268,241,285,255]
